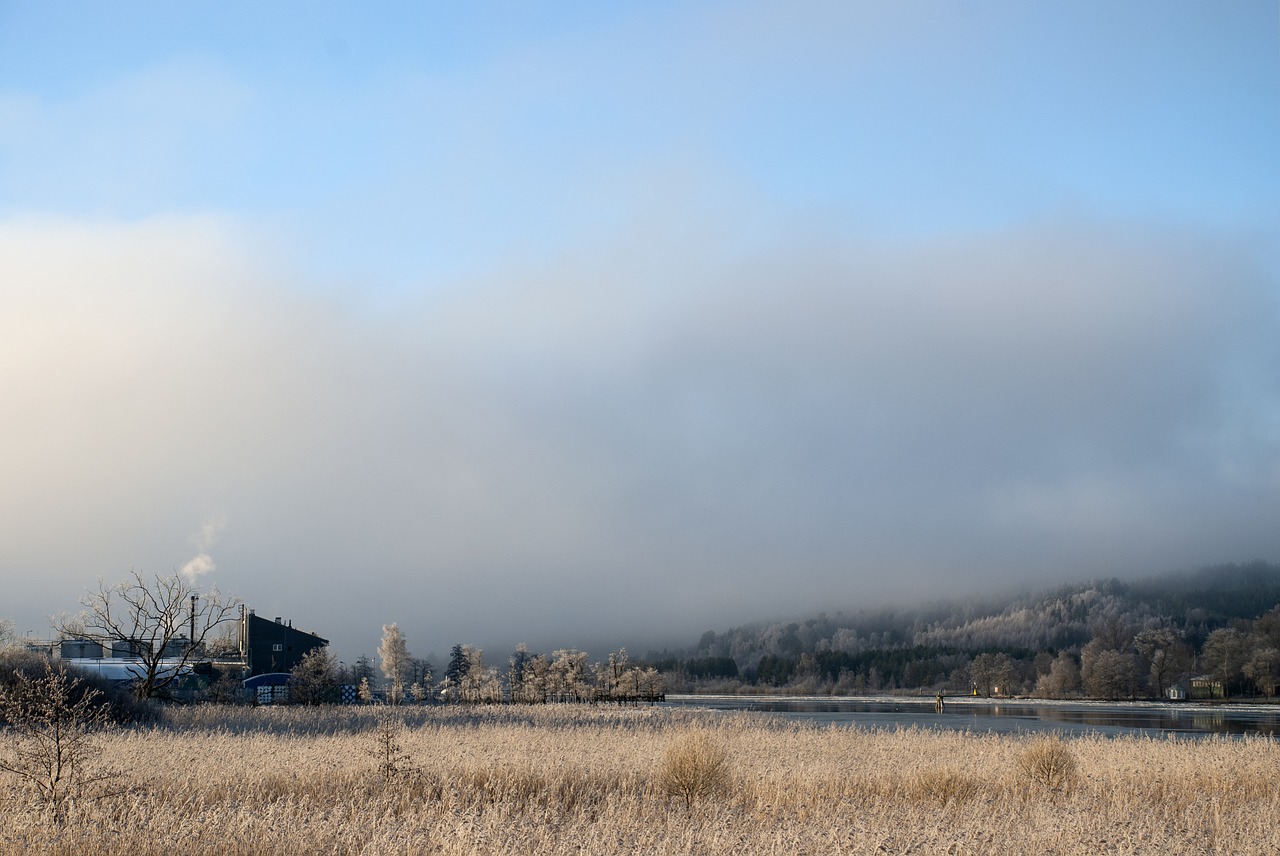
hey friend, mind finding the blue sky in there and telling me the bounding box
[2,2,1278,659]
[5,2,1275,284]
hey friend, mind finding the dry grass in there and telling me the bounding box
[0,704,1276,854]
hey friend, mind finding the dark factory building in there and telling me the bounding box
[239,609,328,677]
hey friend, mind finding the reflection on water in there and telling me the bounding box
[662,695,1280,737]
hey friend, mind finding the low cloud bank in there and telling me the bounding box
[2,214,1276,656]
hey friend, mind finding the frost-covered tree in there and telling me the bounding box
[1202,628,1251,695]
[637,667,664,701]
[289,646,340,705]
[1134,629,1191,698]
[548,649,590,702]
[458,645,500,703]
[377,624,412,705]
[0,618,17,652]
[1253,604,1280,649]
[1082,647,1135,699]
[601,648,630,700]
[0,664,118,818]
[968,653,1015,697]
[1243,646,1280,697]
[599,648,658,701]
[514,652,550,703]
[1086,613,1133,652]
[1034,652,1081,699]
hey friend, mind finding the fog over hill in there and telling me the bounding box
[677,562,1280,658]
[646,561,1280,698]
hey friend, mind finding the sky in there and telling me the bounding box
[2,1,1278,663]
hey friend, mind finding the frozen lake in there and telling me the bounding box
[663,694,1280,737]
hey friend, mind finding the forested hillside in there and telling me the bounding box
[646,562,1280,699]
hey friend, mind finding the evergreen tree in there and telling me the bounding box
[445,643,470,687]
[508,644,532,703]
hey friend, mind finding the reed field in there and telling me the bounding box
[1,704,1277,855]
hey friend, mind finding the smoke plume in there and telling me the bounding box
[179,515,225,584]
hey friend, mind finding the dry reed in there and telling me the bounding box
[0,704,1275,854]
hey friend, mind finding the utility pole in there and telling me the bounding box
[190,593,198,654]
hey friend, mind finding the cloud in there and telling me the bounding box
[1,212,1277,657]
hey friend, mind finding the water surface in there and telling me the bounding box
[663,694,1280,737]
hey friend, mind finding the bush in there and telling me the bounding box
[1017,736,1078,792]
[0,650,156,726]
[658,731,730,810]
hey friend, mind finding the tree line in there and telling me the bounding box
[14,561,1280,704]
[289,624,664,706]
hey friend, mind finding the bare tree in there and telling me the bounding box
[53,571,240,699]
[0,665,119,818]
[377,624,411,705]
[408,657,433,687]
[350,655,377,688]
